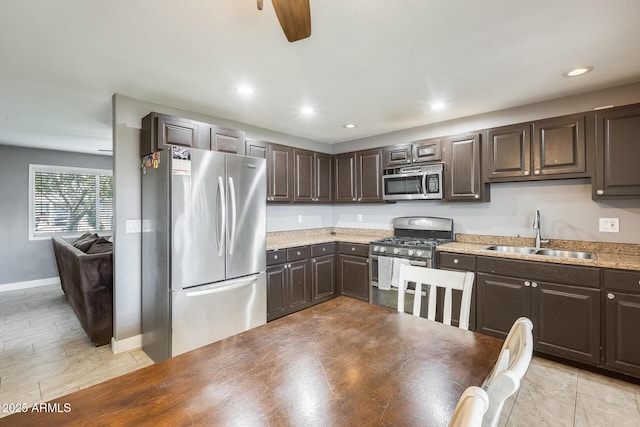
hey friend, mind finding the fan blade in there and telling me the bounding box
[271,0,311,42]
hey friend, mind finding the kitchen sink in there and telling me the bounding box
[483,245,595,260]
[484,245,537,254]
[533,249,594,259]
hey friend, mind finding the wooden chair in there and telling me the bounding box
[396,264,475,330]
[448,386,490,427]
[480,317,534,427]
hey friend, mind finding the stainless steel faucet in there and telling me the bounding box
[532,210,548,249]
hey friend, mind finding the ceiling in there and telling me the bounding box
[1,0,640,155]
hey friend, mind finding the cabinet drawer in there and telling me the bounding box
[439,252,475,271]
[604,269,640,294]
[476,256,600,289]
[267,249,286,266]
[311,242,335,257]
[287,246,310,262]
[339,243,369,257]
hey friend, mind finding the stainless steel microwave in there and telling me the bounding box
[382,163,443,200]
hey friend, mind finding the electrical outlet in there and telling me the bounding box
[599,218,619,233]
[297,215,303,223]
[357,214,362,222]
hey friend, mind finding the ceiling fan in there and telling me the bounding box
[257,0,311,42]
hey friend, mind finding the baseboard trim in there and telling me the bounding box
[111,334,142,354]
[0,277,61,292]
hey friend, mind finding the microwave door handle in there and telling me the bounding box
[216,176,226,257]
[422,173,428,197]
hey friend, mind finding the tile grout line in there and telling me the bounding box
[572,369,580,427]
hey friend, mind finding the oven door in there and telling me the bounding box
[382,172,442,201]
[369,255,433,316]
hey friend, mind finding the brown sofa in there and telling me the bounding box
[52,235,113,346]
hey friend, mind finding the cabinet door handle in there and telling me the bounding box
[597,189,604,195]
[453,259,459,264]
[474,194,480,199]
[534,169,540,175]
[351,247,356,251]
[352,198,356,201]
[274,255,278,260]
[312,259,316,263]
[322,248,326,252]
[296,251,301,256]
[607,293,615,300]
[524,170,530,176]
[531,282,538,288]
[524,281,531,287]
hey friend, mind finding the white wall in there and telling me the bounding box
[330,179,640,244]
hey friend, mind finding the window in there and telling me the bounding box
[29,164,113,239]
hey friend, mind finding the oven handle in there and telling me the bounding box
[369,254,427,267]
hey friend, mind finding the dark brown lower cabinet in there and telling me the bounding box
[266,244,336,321]
[605,292,640,377]
[438,252,477,330]
[266,264,287,322]
[604,269,640,377]
[312,254,336,303]
[475,255,601,365]
[531,282,600,365]
[338,244,370,301]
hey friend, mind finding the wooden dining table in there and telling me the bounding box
[1,296,502,427]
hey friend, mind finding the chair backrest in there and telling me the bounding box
[481,317,534,427]
[448,386,490,427]
[396,264,475,330]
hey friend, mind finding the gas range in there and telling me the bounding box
[370,217,454,261]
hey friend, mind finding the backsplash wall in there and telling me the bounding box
[266,179,640,244]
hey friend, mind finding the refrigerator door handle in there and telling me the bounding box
[216,176,226,257]
[228,176,237,255]
[185,275,259,297]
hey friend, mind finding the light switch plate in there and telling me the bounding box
[125,219,141,233]
[297,215,303,223]
[599,218,619,233]
[357,214,362,222]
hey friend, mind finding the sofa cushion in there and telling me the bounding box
[73,232,99,252]
[86,237,113,254]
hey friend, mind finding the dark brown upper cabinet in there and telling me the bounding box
[140,112,208,156]
[245,138,267,159]
[266,143,293,202]
[335,149,383,203]
[413,138,443,163]
[292,149,333,203]
[382,143,412,168]
[532,114,588,177]
[593,104,640,199]
[485,123,532,180]
[382,138,442,169]
[210,126,245,155]
[443,132,487,202]
[486,114,589,182]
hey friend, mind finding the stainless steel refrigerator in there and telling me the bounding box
[141,147,266,362]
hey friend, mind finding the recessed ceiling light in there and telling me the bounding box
[563,66,594,77]
[430,102,445,111]
[300,107,314,115]
[343,124,357,129]
[237,86,254,95]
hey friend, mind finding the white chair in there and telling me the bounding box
[448,386,490,427]
[396,264,475,330]
[480,317,534,427]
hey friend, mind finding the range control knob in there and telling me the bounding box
[393,248,400,255]
[380,247,386,253]
[416,250,423,257]
[373,246,380,252]
[407,250,414,256]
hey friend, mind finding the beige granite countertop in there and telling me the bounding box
[438,234,640,272]
[266,227,391,250]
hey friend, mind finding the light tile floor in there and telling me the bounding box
[0,285,153,419]
[1,285,640,425]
